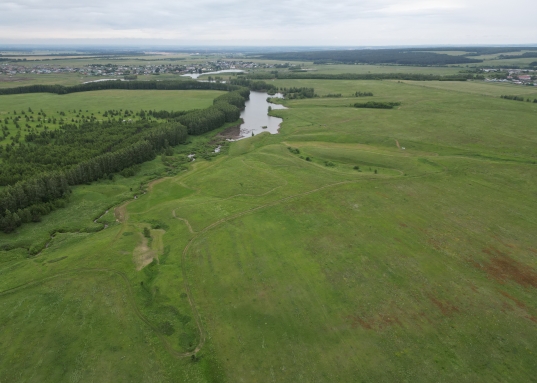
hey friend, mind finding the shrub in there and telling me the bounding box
[354,101,401,109]
[143,227,151,238]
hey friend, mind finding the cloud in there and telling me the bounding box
[0,0,535,45]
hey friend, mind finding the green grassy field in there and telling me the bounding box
[1,78,537,382]
[0,73,86,88]
[0,89,224,145]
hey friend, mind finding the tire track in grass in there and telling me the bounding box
[0,153,450,359]
[0,267,197,358]
[179,179,359,355]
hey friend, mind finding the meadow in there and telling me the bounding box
[0,77,537,382]
[0,89,224,145]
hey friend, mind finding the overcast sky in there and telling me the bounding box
[0,0,536,46]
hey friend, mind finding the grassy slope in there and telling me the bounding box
[1,80,537,381]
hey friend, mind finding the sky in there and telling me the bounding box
[0,0,536,46]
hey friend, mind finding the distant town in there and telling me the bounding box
[0,60,275,77]
[1,59,536,86]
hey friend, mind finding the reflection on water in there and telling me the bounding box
[181,69,245,79]
[239,92,287,139]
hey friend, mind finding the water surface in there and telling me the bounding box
[239,92,287,139]
[181,69,244,79]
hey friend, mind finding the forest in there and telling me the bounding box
[0,80,241,96]
[0,86,251,233]
[257,49,483,65]
[245,72,484,81]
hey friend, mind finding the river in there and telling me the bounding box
[238,92,287,139]
[181,69,245,79]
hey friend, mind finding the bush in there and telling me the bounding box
[354,101,401,109]
[501,95,524,101]
[143,227,151,238]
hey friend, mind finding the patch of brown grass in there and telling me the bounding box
[479,254,537,289]
[428,294,460,316]
[347,313,402,331]
[499,291,537,324]
[499,291,527,309]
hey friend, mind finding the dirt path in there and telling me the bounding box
[133,233,157,270]
[147,177,170,192]
[114,201,131,223]
[172,210,196,234]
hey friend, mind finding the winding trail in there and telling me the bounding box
[172,211,196,234]
[177,179,358,355]
[0,141,451,360]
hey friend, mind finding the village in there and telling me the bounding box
[483,67,537,85]
[0,59,273,78]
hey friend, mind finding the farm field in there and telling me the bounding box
[0,89,225,145]
[0,73,86,88]
[1,78,537,382]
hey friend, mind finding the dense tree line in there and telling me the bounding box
[229,78,278,92]
[0,80,243,96]
[258,49,482,65]
[443,47,537,56]
[0,85,251,232]
[280,87,316,99]
[0,82,260,232]
[1,120,166,184]
[498,52,537,60]
[0,123,187,232]
[175,89,249,135]
[353,101,401,109]
[246,72,484,81]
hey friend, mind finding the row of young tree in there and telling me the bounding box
[501,95,537,103]
[0,85,257,233]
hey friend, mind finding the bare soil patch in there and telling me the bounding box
[214,122,242,140]
[114,203,130,223]
[133,233,157,270]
